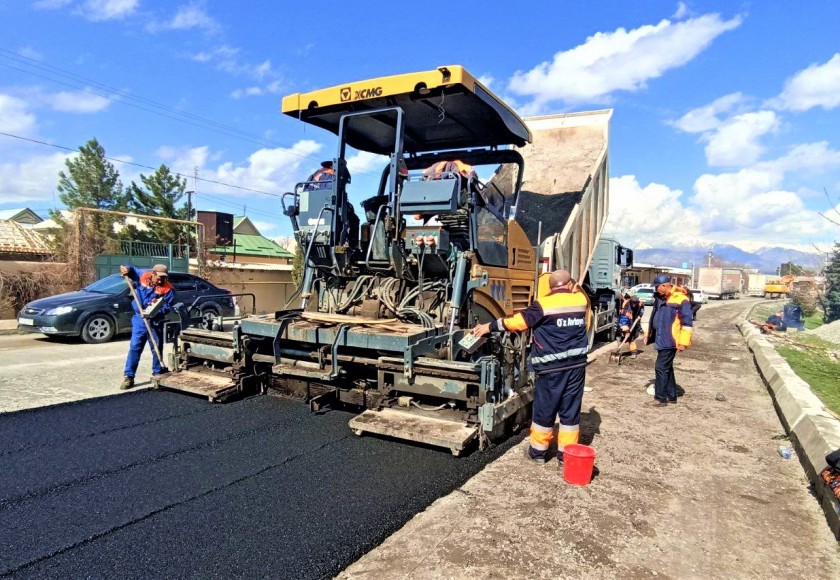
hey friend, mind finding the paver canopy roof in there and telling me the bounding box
[282,66,531,155]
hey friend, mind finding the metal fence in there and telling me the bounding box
[118,240,188,259]
[96,241,189,280]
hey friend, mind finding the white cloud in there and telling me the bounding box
[250,220,278,235]
[230,80,284,100]
[0,94,38,136]
[190,45,284,98]
[672,95,778,166]
[45,90,111,113]
[508,12,742,111]
[772,141,840,173]
[772,53,840,112]
[80,0,139,21]
[477,75,495,89]
[690,143,840,241]
[158,140,324,196]
[231,86,263,100]
[609,137,840,248]
[670,92,748,133]
[605,175,702,247]
[156,145,212,176]
[673,2,690,19]
[0,152,71,203]
[166,2,217,31]
[704,110,779,166]
[346,151,387,175]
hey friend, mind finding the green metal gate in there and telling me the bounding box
[95,241,189,280]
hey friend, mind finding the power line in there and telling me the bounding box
[0,130,286,198]
[0,47,378,176]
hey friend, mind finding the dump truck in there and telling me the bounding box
[697,267,739,300]
[765,274,794,298]
[158,66,611,455]
[747,274,768,296]
[584,236,633,343]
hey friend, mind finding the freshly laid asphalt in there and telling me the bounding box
[0,391,521,579]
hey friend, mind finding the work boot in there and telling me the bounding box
[120,376,135,390]
[648,400,668,408]
[524,446,547,466]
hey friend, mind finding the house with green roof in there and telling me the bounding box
[207,215,294,265]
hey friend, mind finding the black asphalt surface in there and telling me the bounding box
[0,391,520,579]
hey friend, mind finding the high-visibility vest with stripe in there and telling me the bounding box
[496,287,591,373]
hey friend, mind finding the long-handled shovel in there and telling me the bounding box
[123,275,165,371]
[609,315,642,364]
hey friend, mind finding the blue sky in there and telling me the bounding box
[1,1,839,253]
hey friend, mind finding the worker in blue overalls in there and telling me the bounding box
[119,264,175,389]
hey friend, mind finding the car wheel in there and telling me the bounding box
[200,307,220,330]
[81,314,115,344]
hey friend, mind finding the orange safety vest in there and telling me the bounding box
[422,160,474,181]
[310,167,335,182]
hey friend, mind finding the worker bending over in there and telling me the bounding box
[762,310,787,333]
[619,293,644,358]
[471,269,591,466]
[120,264,175,390]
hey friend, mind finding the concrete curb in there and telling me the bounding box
[737,320,840,538]
[0,319,20,335]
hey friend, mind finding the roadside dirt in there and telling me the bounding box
[340,300,840,579]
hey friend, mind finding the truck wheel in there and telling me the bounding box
[81,314,115,344]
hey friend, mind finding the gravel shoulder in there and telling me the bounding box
[340,299,840,579]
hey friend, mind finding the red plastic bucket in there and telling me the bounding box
[562,444,596,485]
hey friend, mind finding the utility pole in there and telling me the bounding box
[707,250,713,268]
[185,190,194,261]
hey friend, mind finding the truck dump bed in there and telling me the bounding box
[511,111,612,283]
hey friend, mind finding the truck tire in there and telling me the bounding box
[81,314,116,344]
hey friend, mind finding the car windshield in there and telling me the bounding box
[84,274,127,295]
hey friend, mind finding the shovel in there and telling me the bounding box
[609,316,642,364]
[123,275,165,372]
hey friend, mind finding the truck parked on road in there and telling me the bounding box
[747,274,768,296]
[698,267,739,300]
[584,236,633,343]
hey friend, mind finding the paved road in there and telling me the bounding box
[0,333,161,413]
[0,389,519,578]
[342,298,840,579]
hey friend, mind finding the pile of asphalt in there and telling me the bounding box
[0,391,520,579]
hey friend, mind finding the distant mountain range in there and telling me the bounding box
[634,244,825,274]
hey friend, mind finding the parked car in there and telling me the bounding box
[630,283,653,293]
[688,288,708,304]
[634,287,656,306]
[17,271,235,344]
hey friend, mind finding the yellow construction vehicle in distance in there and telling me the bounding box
[764,274,794,299]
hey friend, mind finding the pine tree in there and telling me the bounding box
[127,165,188,244]
[824,243,840,323]
[50,138,126,258]
[292,243,305,287]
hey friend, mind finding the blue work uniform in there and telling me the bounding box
[123,266,175,378]
[490,286,591,459]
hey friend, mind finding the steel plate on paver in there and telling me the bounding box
[158,370,236,399]
[350,408,478,454]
